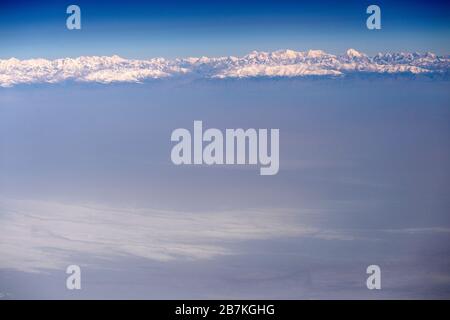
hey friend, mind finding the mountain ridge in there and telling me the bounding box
[1,49,449,87]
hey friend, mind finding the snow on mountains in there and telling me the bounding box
[1,49,449,87]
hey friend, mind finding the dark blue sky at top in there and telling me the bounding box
[0,0,449,59]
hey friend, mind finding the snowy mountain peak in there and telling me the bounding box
[272,49,299,59]
[346,48,364,58]
[307,49,327,58]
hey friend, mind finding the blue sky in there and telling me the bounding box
[1,0,449,59]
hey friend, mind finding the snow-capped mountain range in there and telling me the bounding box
[1,49,449,87]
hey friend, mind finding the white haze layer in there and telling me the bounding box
[0,198,353,272]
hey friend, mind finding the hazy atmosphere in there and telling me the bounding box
[1,0,450,300]
[1,79,449,298]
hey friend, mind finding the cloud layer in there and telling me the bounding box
[0,198,354,272]
[1,49,449,87]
